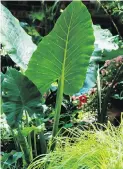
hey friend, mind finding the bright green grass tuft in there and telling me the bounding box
[28,117,123,169]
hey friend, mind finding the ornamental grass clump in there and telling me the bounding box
[28,117,123,169]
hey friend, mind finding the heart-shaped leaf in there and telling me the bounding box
[26,1,94,95]
[2,68,43,128]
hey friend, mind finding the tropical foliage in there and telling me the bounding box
[1,1,123,169]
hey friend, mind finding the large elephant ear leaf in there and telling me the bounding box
[0,4,37,70]
[2,68,42,128]
[26,1,94,95]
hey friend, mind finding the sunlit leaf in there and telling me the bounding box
[26,1,94,95]
[0,4,37,70]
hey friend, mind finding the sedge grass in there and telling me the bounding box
[28,118,123,169]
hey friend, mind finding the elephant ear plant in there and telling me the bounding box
[1,68,46,168]
[26,1,95,150]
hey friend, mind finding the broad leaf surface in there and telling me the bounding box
[2,68,42,128]
[26,1,94,95]
[0,4,37,70]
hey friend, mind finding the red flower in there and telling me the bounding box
[72,94,87,109]
[79,95,87,103]
[78,94,87,108]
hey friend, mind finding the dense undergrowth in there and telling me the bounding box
[28,119,123,169]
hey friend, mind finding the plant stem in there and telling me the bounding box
[51,78,64,150]
[36,119,47,155]
[39,132,47,154]
[97,65,102,123]
[11,129,20,151]
[25,111,33,160]
[17,127,32,167]
[33,131,37,157]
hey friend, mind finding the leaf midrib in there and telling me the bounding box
[61,6,74,87]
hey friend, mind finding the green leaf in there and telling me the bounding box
[0,4,37,70]
[1,73,5,83]
[2,68,43,128]
[29,11,45,21]
[64,123,73,128]
[26,1,94,95]
[21,125,44,137]
[1,151,23,169]
[102,48,123,61]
